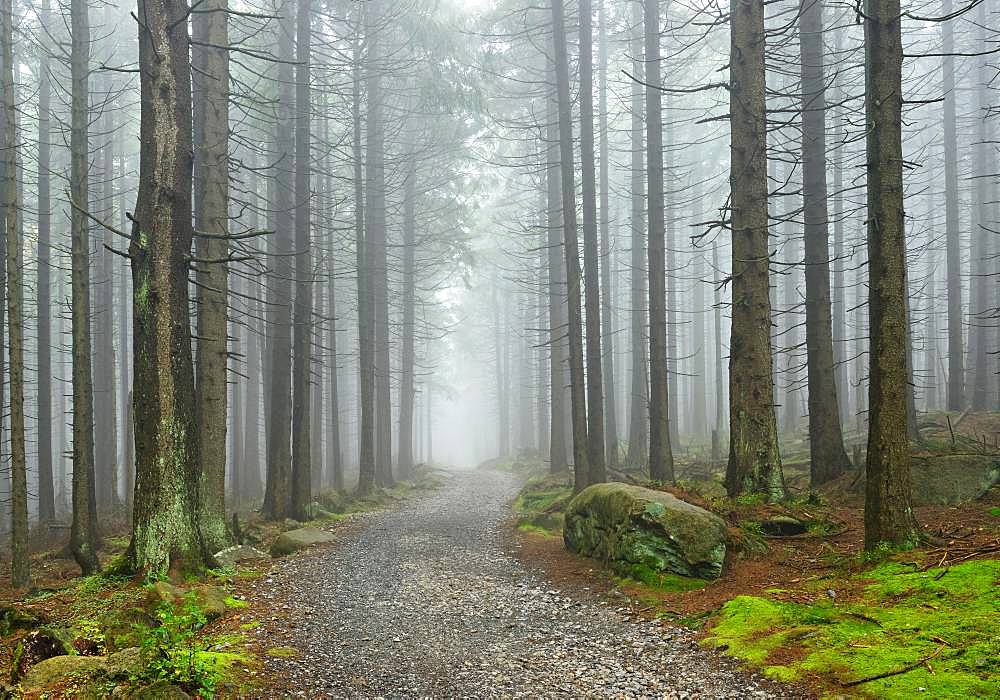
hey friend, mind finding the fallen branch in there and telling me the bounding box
[840,645,945,687]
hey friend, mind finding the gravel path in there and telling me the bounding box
[247,469,803,698]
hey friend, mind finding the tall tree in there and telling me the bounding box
[941,0,963,411]
[579,0,605,483]
[398,159,417,478]
[800,0,850,485]
[646,0,674,482]
[69,0,99,574]
[597,0,618,467]
[550,0,590,491]
[290,0,313,519]
[262,0,295,518]
[725,0,784,500]
[36,0,55,524]
[863,0,919,549]
[625,0,648,469]
[3,0,26,586]
[193,0,231,550]
[126,0,211,574]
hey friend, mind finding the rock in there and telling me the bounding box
[270,527,336,557]
[192,584,229,620]
[214,544,268,569]
[10,626,76,682]
[142,580,182,612]
[911,455,1000,505]
[563,482,728,579]
[100,608,154,653]
[0,605,44,636]
[127,680,191,699]
[105,647,144,679]
[20,655,107,692]
[759,516,807,537]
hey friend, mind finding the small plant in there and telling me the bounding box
[136,592,220,696]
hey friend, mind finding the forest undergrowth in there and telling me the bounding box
[0,467,446,698]
[510,414,1000,698]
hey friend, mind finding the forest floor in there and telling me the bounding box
[233,468,802,698]
[509,418,1000,699]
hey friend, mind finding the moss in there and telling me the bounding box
[705,560,1000,697]
[224,596,248,609]
[614,563,707,593]
[988,507,1000,518]
[265,646,299,658]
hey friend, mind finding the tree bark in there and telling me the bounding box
[726,0,784,500]
[863,0,919,549]
[69,0,99,575]
[580,0,606,484]
[36,0,55,524]
[546,66,568,474]
[193,0,231,550]
[646,0,674,483]
[550,0,590,491]
[800,0,851,485]
[127,0,211,575]
[398,159,416,478]
[290,0,313,519]
[626,0,648,469]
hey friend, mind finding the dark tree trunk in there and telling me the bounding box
[580,0,606,484]
[398,159,416,479]
[262,0,295,519]
[863,0,919,549]
[550,0,590,491]
[645,0,674,483]
[36,0,54,524]
[800,0,851,485]
[192,0,231,550]
[127,0,211,575]
[68,0,99,575]
[290,0,313,520]
[626,0,648,469]
[725,0,784,500]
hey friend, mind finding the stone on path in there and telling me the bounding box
[563,482,728,580]
[270,527,336,557]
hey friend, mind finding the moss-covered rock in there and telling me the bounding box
[127,680,191,699]
[100,608,154,653]
[0,605,44,636]
[142,581,230,620]
[563,482,728,579]
[10,626,76,682]
[213,544,268,570]
[20,655,107,692]
[105,647,144,680]
[911,455,1000,505]
[269,527,336,557]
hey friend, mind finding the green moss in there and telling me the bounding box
[614,563,707,593]
[224,596,248,609]
[989,507,1000,518]
[705,560,1000,697]
[265,646,299,658]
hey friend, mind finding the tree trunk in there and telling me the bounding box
[579,0,606,484]
[645,0,674,483]
[941,0,964,411]
[546,68,568,474]
[550,0,590,491]
[398,159,416,479]
[262,0,295,519]
[626,0,648,469]
[69,0,99,575]
[354,4,375,495]
[2,0,25,586]
[598,0,617,467]
[36,0,54,524]
[192,0,230,550]
[127,0,210,575]
[863,0,919,550]
[726,0,784,500]
[800,0,850,485]
[290,0,313,520]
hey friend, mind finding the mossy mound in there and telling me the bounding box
[910,455,1000,505]
[705,559,1000,697]
[563,482,728,580]
[513,472,573,535]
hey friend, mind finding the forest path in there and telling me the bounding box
[248,469,797,698]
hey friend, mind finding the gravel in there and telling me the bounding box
[244,469,807,698]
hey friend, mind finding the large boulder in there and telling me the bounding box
[270,527,336,557]
[563,482,728,580]
[10,626,76,683]
[20,655,106,693]
[128,680,191,699]
[911,455,1000,505]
